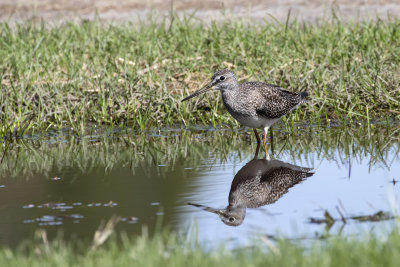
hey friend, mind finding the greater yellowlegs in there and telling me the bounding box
[182,69,309,158]
[189,159,314,226]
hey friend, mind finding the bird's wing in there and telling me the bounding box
[259,167,312,204]
[229,160,313,208]
[233,167,309,208]
[248,83,303,119]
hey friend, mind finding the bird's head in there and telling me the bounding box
[217,205,246,226]
[188,202,245,226]
[181,69,237,102]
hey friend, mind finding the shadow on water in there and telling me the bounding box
[0,122,399,247]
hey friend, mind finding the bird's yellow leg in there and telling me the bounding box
[263,127,270,160]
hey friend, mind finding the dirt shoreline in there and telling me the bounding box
[1,0,400,25]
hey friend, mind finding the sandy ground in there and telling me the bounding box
[1,0,400,24]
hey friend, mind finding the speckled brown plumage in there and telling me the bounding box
[229,159,313,209]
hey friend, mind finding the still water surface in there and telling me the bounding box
[0,124,399,247]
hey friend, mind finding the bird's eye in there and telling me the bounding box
[229,217,235,222]
[219,76,225,81]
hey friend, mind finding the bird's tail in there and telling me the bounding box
[299,91,309,103]
[300,91,308,99]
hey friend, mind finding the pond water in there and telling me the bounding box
[0,123,399,247]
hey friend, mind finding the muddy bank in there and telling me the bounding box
[1,0,400,24]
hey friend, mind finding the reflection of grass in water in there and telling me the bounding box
[2,227,400,266]
[0,124,399,178]
[1,17,400,136]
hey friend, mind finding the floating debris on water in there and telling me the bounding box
[87,202,118,207]
[39,221,63,226]
[104,201,118,207]
[309,210,393,227]
[21,202,119,211]
[37,203,73,211]
[24,214,84,226]
[352,211,392,222]
[51,177,61,181]
[121,217,139,224]
[88,203,102,207]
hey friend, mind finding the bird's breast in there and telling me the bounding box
[222,99,275,128]
[230,112,268,128]
[221,89,281,128]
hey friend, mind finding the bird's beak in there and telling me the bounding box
[181,81,215,102]
[188,202,223,216]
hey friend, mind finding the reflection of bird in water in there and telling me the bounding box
[189,159,314,226]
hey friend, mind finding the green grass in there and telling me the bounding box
[1,16,400,137]
[2,228,400,266]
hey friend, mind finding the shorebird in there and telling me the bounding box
[182,69,309,158]
[189,158,314,226]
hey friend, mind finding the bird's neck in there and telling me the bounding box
[229,190,247,207]
[220,86,240,106]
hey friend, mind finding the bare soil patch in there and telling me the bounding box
[1,0,400,24]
